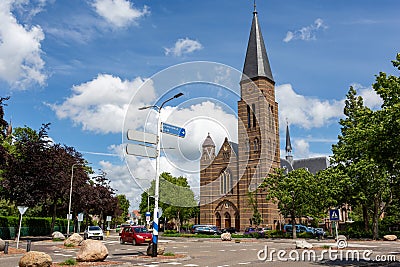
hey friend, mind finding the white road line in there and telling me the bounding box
[166,263,182,265]
[183,264,199,267]
[238,263,252,265]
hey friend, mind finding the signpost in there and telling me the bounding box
[126,144,157,158]
[77,213,83,233]
[330,209,341,240]
[131,92,184,257]
[161,123,186,138]
[145,211,151,226]
[17,206,28,249]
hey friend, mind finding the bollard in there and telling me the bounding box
[4,241,8,254]
[26,240,31,252]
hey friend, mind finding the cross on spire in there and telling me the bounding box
[253,0,257,13]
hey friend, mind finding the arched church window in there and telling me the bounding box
[247,105,251,128]
[254,138,259,152]
[219,168,232,195]
[252,104,256,128]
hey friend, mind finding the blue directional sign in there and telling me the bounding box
[161,122,186,138]
[329,209,340,221]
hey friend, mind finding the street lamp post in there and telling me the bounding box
[67,163,82,237]
[139,92,183,257]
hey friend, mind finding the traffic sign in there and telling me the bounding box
[17,206,28,215]
[161,123,186,138]
[330,209,340,221]
[126,143,157,158]
[127,130,157,144]
[145,211,151,222]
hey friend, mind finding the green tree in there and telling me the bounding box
[116,194,130,223]
[261,168,320,239]
[139,172,197,232]
[331,54,400,239]
[247,191,262,227]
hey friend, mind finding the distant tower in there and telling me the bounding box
[200,133,216,169]
[285,121,293,164]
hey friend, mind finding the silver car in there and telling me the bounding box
[84,225,104,240]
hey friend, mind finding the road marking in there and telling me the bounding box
[218,249,225,252]
[53,253,74,257]
[184,264,199,267]
[238,263,252,265]
[166,262,182,265]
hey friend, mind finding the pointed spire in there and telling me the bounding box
[285,120,292,154]
[242,6,274,82]
[6,119,12,137]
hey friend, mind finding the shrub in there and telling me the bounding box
[164,252,175,256]
[59,258,77,266]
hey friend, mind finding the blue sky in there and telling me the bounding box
[1,0,399,209]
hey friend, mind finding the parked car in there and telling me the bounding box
[283,224,314,234]
[84,225,104,240]
[222,227,237,234]
[116,223,130,233]
[193,225,222,235]
[119,225,152,245]
[315,227,326,237]
[191,224,206,234]
[243,227,265,237]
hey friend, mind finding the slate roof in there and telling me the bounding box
[242,10,274,82]
[280,156,330,174]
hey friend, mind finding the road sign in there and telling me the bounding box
[161,123,186,138]
[330,209,340,221]
[106,216,112,222]
[126,143,157,158]
[78,213,84,222]
[17,206,28,215]
[146,211,151,222]
[127,130,157,144]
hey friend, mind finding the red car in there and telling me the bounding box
[119,226,152,245]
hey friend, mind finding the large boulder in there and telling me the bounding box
[384,235,397,241]
[19,251,52,267]
[64,233,83,247]
[295,240,313,249]
[76,240,108,262]
[221,232,232,241]
[0,238,5,251]
[51,231,65,240]
[146,243,165,256]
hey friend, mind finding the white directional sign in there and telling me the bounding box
[127,130,157,144]
[126,144,157,158]
[161,123,186,138]
[17,206,28,215]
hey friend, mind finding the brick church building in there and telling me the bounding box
[199,6,281,231]
[199,6,329,231]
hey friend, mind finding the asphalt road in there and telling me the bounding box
[2,234,400,267]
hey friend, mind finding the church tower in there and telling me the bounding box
[236,4,281,228]
[199,4,281,231]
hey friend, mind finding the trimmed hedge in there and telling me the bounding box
[0,216,71,239]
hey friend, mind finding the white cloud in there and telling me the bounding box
[91,0,149,28]
[164,38,203,57]
[283,18,327,43]
[276,84,343,129]
[351,83,382,109]
[0,0,47,89]
[49,74,156,134]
